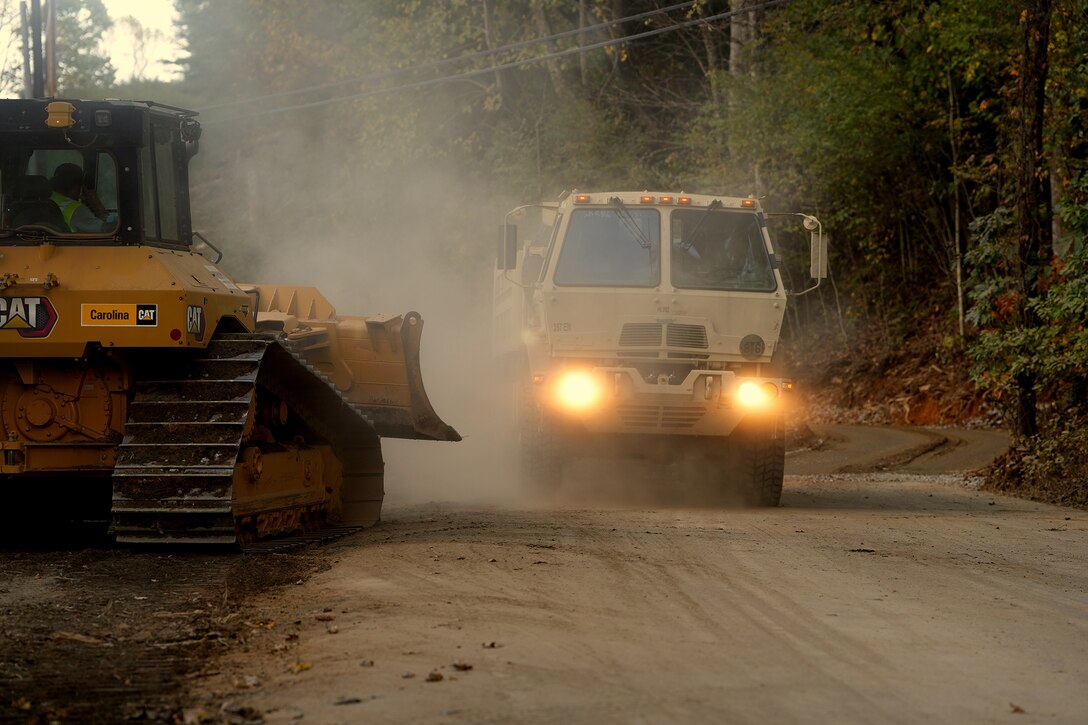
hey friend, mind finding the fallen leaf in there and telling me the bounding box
[1010,703,1025,714]
[426,671,444,682]
[360,659,375,667]
[289,661,313,674]
[315,614,335,622]
[51,631,108,646]
[334,696,362,706]
[452,662,473,671]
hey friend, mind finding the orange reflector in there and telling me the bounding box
[640,195,654,204]
[741,198,756,208]
[46,101,76,128]
[678,196,693,205]
[573,194,591,204]
[659,196,674,204]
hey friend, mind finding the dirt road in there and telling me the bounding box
[174,425,1086,724]
[2,425,1085,724]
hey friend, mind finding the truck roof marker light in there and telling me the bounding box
[573,194,591,204]
[741,199,756,208]
[678,196,693,205]
[659,196,674,204]
[640,195,655,204]
[532,374,547,384]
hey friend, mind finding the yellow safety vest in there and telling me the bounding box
[50,192,81,231]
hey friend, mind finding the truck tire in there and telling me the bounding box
[733,412,785,506]
[518,387,563,492]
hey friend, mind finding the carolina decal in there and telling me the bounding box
[186,305,206,341]
[81,304,158,327]
[0,296,58,338]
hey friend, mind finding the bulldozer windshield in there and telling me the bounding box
[0,148,120,237]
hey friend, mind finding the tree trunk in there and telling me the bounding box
[728,0,757,81]
[534,0,569,98]
[1011,0,1053,438]
[481,0,506,106]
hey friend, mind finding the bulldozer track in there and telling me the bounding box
[110,333,382,545]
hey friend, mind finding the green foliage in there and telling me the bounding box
[54,0,116,91]
[968,176,1088,429]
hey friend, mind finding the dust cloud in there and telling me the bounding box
[191,115,526,507]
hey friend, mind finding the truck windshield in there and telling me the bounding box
[554,208,660,287]
[1,148,119,237]
[670,209,776,291]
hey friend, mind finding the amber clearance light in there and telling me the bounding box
[574,194,592,204]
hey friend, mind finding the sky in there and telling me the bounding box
[101,0,183,82]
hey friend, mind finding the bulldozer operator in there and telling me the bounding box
[49,162,115,233]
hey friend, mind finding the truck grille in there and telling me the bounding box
[617,404,706,429]
[619,323,663,347]
[666,323,708,348]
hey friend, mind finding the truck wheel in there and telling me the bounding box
[734,413,785,506]
[518,391,563,492]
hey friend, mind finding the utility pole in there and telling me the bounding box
[30,0,44,98]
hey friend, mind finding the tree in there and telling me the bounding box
[52,0,115,91]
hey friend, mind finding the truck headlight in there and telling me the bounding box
[554,371,601,412]
[735,381,779,409]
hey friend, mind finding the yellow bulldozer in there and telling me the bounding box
[0,99,459,545]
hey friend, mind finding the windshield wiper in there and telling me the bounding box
[679,199,723,251]
[608,197,653,250]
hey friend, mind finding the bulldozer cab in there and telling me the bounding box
[0,99,198,249]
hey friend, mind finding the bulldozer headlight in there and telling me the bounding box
[736,380,779,409]
[554,371,602,412]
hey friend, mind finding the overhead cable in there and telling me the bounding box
[203,0,787,126]
[197,1,697,113]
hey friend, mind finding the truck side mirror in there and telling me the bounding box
[497,223,518,270]
[804,216,827,279]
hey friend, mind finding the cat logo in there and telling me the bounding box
[0,296,58,338]
[186,305,206,341]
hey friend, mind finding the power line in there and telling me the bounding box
[204,0,786,127]
[197,2,697,113]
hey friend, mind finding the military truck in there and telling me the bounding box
[493,191,825,504]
